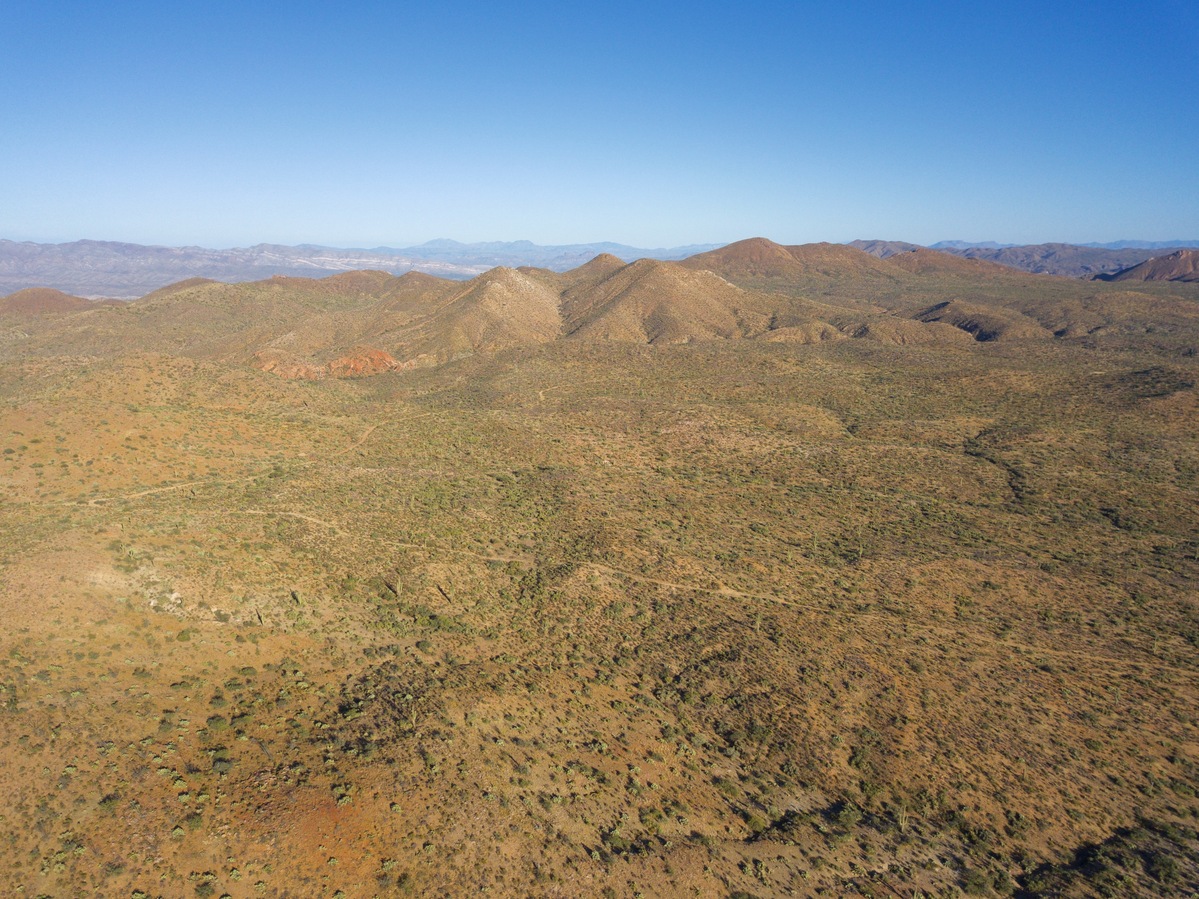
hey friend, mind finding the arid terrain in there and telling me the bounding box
[1,240,1197,898]
[6,237,1196,299]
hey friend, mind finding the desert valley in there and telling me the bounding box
[1,238,1197,898]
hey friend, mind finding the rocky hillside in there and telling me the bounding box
[1096,248,1199,283]
[7,239,1199,380]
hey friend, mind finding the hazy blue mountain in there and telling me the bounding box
[930,240,1013,250]
[847,239,924,258]
[935,243,1199,277]
[850,239,1199,278]
[0,238,722,298]
[1078,240,1199,249]
[376,239,722,269]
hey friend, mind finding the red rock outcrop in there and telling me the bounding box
[325,348,402,378]
[254,347,412,380]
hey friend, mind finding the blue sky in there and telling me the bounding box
[2,1,1196,248]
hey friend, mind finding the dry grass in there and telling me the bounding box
[0,255,1196,897]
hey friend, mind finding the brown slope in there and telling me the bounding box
[679,240,905,315]
[6,263,563,377]
[944,243,1196,278]
[257,259,710,377]
[781,241,902,277]
[350,270,460,318]
[562,258,766,345]
[1101,249,1199,283]
[5,271,413,365]
[259,266,559,375]
[884,248,1026,277]
[561,252,968,350]
[385,266,564,364]
[1022,289,1199,341]
[514,265,564,288]
[680,237,898,283]
[756,293,866,344]
[251,272,468,376]
[915,299,1053,342]
[758,321,848,344]
[679,237,801,278]
[845,317,977,346]
[1,287,92,315]
[139,277,218,301]
[316,269,402,294]
[554,252,628,292]
[254,345,406,380]
[125,275,390,361]
[249,275,450,378]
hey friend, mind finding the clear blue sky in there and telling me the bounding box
[2,1,1196,248]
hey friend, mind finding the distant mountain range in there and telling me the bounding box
[383,239,720,270]
[927,240,1199,251]
[6,238,1198,385]
[3,236,1198,297]
[1076,240,1199,250]
[849,240,1199,278]
[0,238,721,298]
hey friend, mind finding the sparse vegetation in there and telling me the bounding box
[0,246,1196,896]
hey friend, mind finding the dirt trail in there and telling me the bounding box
[232,509,349,537]
[330,411,438,457]
[331,423,379,456]
[374,538,530,566]
[86,474,262,505]
[537,378,606,404]
[24,408,1192,681]
[31,412,439,510]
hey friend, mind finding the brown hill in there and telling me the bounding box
[391,266,564,363]
[884,248,1021,278]
[245,270,462,367]
[249,270,491,374]
[758,321,846,344]
[847,317,977,346]
[314,269,401,294]
[916,299,1053,342]
[6,239,1198,379]
[553,252,628,292]
[676,241,1085,344]
[562,258,761,344]
[784,241,901,277]
[941,242,1197,278]
[0,272,419,367]
[680,237,802,277]
[0,287,91,315]
[681,237,896,284]
[139,277,219,301]
[1100,249,1199,283]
